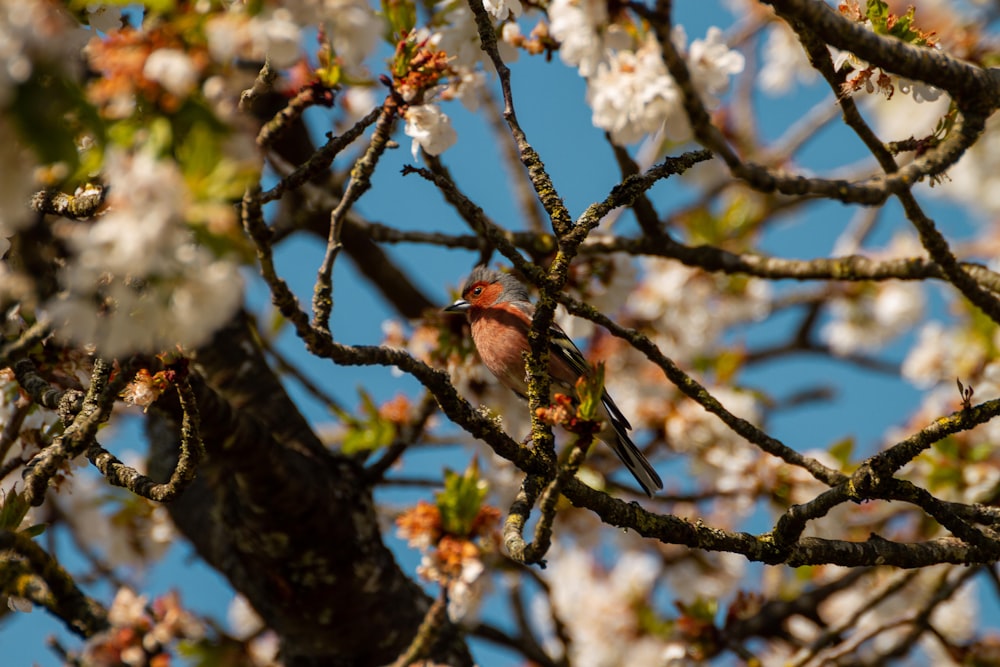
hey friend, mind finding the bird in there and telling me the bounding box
[444,266,663,496]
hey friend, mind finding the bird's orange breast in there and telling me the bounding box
[470,308,531,394]
[469,308,578,395]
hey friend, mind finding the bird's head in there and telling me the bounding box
[444,266,529,313]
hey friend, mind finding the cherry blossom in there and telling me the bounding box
[404,103,458,159]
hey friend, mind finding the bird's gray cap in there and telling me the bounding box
[462,266,530,303]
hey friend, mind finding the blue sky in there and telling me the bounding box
[5,0,996,664]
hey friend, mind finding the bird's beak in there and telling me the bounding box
[444,299,471,313]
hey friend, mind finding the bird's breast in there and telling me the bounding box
[470,310,531,393]
[469,309,577,396]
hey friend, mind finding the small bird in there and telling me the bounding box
[444,266,663,496]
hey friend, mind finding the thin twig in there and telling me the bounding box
[312,97,399,333]
[23,358,116,506]
[87,376,205,502]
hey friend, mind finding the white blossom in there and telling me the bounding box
[759,21,816,94]
[247,632,281,666]
[285,0,382,75]
[536,547,666,667]
[46,150,243,358]
[628,258,770,361]
[430,5,481,69]
[143,48,199,98]
[868,67,1000,218]
[585,27,743,145]
[548,0,630,78]
[0,0,87,108]
[501,21,522,47]
[587,36,684,145]
[228,594,265,639]
[901,322,986,388]
[928,568,977,644]
[444,68,488,112]
[322,0,382,73]
[833,47,941,103]
[961,460,1000,504]
[934,111,1000,215]
[666,386,763,514]
[444,556,488,622]
[430,2,520,71]
[51,452,176,567]
[483,0,522,21]
[227,595,280,664]
[404,104,458,159]
[662,551,746,602]
[550,15,744,143]
[555,253,637,340]
[663,642,700,666]
[248,9,303,69]
[86,4,123,33]
[341,85,377,123]
[819,567,974,662]
[108,588,149,627]
[685,26,745,106]
[204,13,246,63]
[205,8,303,69]
[822,281,924,354]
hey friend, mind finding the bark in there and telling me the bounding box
[148,312,472,666]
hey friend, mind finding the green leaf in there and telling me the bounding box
[829,437,855,469]
[175,120,219,181]
[339,389,397,454]
[970,442,993,463]
[865,0,890,32]
[382,0,417,40]
[360,389,380,420]
[926,460,961,492]
[176,114,258,206]
[70,0,177,15]
[341,419,396,454]
[436,461,487,536]
[636,604,672,637]
[21,524,47,539]
[576,362,605,422]
[865,0,931,46]
[176,637,247,666]
[933,436,959,460]
[713,350,744,385]
[268,309,288,338]
[146,116,175,157]
[0,488,30,531]
[679,596,718,622]
[317,62,342,89]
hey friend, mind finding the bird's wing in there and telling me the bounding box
[547,321,633,431]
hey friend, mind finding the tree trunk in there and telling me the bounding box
[148,312,471,666]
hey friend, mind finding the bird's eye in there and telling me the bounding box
[471,286,483,297]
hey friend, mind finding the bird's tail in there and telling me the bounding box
[602,424,663,497]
